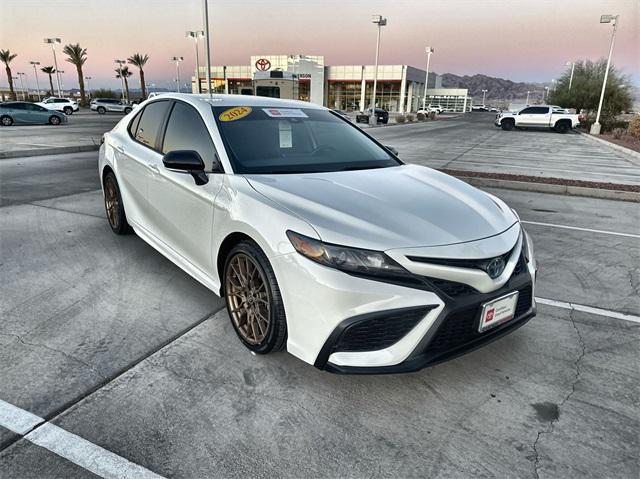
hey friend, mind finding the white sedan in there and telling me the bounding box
[99,93,537,373]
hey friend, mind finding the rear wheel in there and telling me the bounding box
[0,115,13,126]
[49,115,61,125]
[555,121,570,134]
[501,119,515,131]
[63,106,73,115]
[224,241,287,354]
[103,171,132,235]
[97,106,106,115]
[124,107,132,114]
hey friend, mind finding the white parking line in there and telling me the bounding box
[522,220,640,239]
[0,400,164,479]
[536,297,640,324]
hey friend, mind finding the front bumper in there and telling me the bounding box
[272,230,536,374]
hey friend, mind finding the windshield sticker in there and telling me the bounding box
[219,106,252,122]
[279,121,293,148]
[262,108,308,118]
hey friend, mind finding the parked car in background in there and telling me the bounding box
[0,101,67,126]
[472,106,490,112]
[427,104,443,114]
[495,105,580,133]
[91,98,134,115]
[99,93,537,373]
[37,97,79,115]
[355,108,389,124]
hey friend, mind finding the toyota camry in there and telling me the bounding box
[99,93,537,374]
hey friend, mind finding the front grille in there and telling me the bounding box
[427,285,533,353]
[334,307,430,352]
[430,278,477,298]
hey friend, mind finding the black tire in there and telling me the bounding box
[103,171,132,235]
[49,115,61,125]
[555,121,570,134]
[63,106,73,115]
[501,119,515,131]
[97,107,106,115]
[223,240,287,354]
[124,107,132,114]
[0,115,13,126]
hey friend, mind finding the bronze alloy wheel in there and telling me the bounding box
[225,253,271,345]
[104,176,119,228]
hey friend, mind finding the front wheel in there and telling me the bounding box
[97,107,106,115]
[63,106,73,115]
[224,241,287,354]
[0,115,13,126]
[501,119,515,131]
[49,115,61,125]
[103,171,132,235]
[124,107,132,114]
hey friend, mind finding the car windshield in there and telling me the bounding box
[213,106,400,174]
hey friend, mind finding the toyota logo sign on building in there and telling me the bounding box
[255,58,271,71]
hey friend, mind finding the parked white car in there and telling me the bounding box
[90,98,134,115]
[99,93,537,373]
[495,105,580,133]
[37,97,79,115]
[417,104,443,115]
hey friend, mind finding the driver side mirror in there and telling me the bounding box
[385,145,398,156]
[162,150,209,185]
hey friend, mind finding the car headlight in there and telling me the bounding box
[523,230,537,271]
[286,230,410,278]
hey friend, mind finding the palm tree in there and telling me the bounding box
[41,66,56,96]
[127,53,149,99]
[63,43,87,105]
[0,49,18,100]
[115,66,133,102]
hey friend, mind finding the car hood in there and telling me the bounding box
[246,164,518,251]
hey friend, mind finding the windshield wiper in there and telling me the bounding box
[339,164,390,171]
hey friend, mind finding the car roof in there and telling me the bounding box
[146,93,325,110]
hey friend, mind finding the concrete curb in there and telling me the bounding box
[454,175,640,203]
[0,144,100,160]
[578,131,640,162]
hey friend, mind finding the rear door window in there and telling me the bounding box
[134,100,170,150]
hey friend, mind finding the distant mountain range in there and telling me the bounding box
[440,73,543,100]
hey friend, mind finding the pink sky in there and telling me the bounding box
[1,0,638,90]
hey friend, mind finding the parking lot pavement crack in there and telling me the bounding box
[440,131,502,170]
[531,306,586,479]
[27,201,105,219]
[0,332,107,382]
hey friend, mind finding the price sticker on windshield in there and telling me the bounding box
[262,108,308,118]
[219,106,252,122]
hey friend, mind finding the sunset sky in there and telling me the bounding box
[1,0,638,91]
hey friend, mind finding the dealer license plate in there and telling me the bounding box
[478,291,519,332]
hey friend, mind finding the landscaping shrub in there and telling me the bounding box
[416,112,426,121]
[429,111,437,120]
[612,128,625,139]
[395,114,406,123]
[406,113,415,122]
[627,115,640,140]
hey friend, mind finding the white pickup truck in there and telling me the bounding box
[494,105,580,133]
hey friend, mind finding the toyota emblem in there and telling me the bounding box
[255,58,271,71]
[486,257,506,279]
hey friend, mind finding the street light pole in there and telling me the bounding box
[17,72,26,100]
[422,46,434,111]
[370,14,387,125]
[526,90,530,105]
[171,57,184,92]
[44,38,62,97]
[566,61,576,91]
[85,76,92,99]
[591,14,619,135]
[186,31,205,93]
[29,61,42,101]
[115,59,127,102]
[203,0,213,98]
[481,89,488,107]
[543,86,549,102]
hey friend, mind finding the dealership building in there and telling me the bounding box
[191,54,472,113]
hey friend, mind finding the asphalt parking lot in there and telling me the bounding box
[0,113,638,478]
